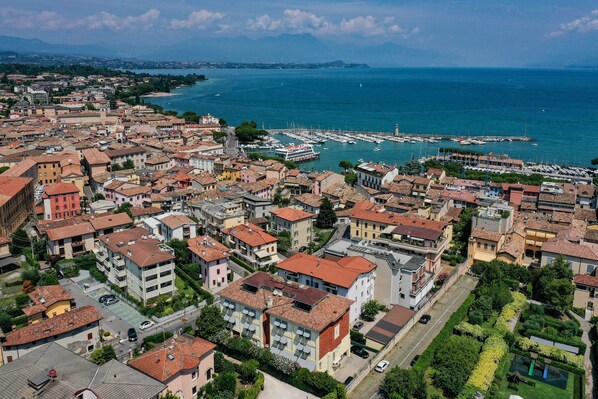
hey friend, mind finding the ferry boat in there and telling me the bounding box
[274,144,320,162]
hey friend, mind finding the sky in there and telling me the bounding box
[1,0,598,65]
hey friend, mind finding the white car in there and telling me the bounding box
[139,320,154,330]
[375,360,390,373]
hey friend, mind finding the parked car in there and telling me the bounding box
[103,297,119,306]
[352,321,364,331]
[375,360,390,373]
[410,355,421,367]
[344,376,355,386]
[139,320,154,330]
[128,328,138,342]
[419,314,432,324]
[351,346,370,359]
[99,294,115,304]
[298,246,308,253]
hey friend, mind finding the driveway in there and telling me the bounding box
[261,373,318,399]
[349,275,477,399]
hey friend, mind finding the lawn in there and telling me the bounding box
[175,276,195,297]
[496,374,574,399]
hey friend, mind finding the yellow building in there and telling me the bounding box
[467,228,504,266]
[21,285,75,324]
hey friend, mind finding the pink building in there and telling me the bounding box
[129,335,216,399]
[188,235,230,291]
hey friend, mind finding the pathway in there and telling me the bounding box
[570,312,594,399]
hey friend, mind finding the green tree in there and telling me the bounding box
[234,121,268,143]
[361,299,381,321]
[10,229,30,256]
[115,202,133,218]
[195,305,227,343]
[543,279,574,314]
[339,160,353,172]
[239,359,259,384]
[38,269,59,286]
[345,172,357,186]
[122,159,135,169]
[219,118,227,126]
[14,293,31,308]
[111,163,122,171]
[0,166,9,174]
[432,335,481,398]
[532,256,574,312]
[166,239,190,265]
[93,193,105,201]
[276,230,292,252]
[469,295,493,322]
[161,391,179,399]
[379,368,427,399]
[0,312,13,333]
[90,345,116,365]
[316,197,337,229]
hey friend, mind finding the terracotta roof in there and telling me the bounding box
[278,253,376,288]
[99,227,175,268]
[0,176,32,207]
[130,206,163,218]
[0,236,10,245]
[295,193,326,208]
[160,214,196,229]
[350,204,447,233]
[105,147,146,158]
[574,274,598,288]
[471,228,503,243]
[129,335,215,382]
[538,192,577,206]
[222,223,277,248]
[574,209,597,223]
[188,236,230,262]
[219,272,352,332]
[28,285,74,308]
[116,186,151,197]
[390,224,443,241]
[46,221,95,240]
[542,238,598,261]
[2,306,102,346]
[89,212,132,231]
[82,148,111,165]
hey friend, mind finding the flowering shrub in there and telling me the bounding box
[454,321,488,341]
[516,337,584,368]
[466,335,508,392]
[494,292,526,336]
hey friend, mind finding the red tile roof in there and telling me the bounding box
[28,285,74,308]
[574,274,598,288]
[271,207,314,222]
[188,236,230,262]
[99,227,175,268]
[160,214,196,229]
[0,176,32,207]
[46,222,95,241]
[2,305,102,346]
[278,253,376,288]
[129,335,215,382]
[222,223,277,248]
[350,203,447,233]
[542,239,598,261]
[89,212,132,231]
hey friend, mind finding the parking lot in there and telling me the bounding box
[88,287,148,328]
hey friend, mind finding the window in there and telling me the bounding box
[477,242,481,248]
[7,356,12,363]
[334,323,340,339]
[87,333,93,339]
[87,344,94,352]
[484,243,488,250]
[192,370,198,380]
[192,386,197,395]
[206,368,213,380]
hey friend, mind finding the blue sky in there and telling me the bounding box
[1,1,597,65]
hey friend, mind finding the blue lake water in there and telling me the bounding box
[138,68,598,169]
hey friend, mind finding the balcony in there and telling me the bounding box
[410,272,434,296]
[374,234,448,255]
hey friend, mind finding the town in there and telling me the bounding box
[0,64,594,399]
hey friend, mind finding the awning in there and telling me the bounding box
[297,344,304,351]
[242,308,249,315]
[255,249,270,258]
[302,347,310,354]
[224,315,230,322]
[243,323,250,330]
[249,324,256,332]
[280,337,288,345]
[273,320,281,327]
[280,322,287,329]
[274,335,281,342]
[248,311,256,317]
[303,331,311,339]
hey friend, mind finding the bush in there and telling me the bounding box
[350,329,366,344]
[243,372,265,399]
[468,310,484,326]
[215,352,236,374]
[361,299,381,322]
[466,335,509,392]
[454,321,488,341]
[89,266,107,283]
[239,359,259,384]
[432,335,482,397]
[175,266,213,304]
[516,337,584,368]
[494,292,526,336]
[143,331,174,348]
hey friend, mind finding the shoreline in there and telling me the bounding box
[141,92,182,98]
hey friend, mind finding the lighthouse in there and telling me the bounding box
[394,124,399,136]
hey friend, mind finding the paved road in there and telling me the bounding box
[349,275,477,399]
[571,312,594,399]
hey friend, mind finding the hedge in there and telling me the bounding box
[230,255,255,273]
[240,371,264,399]
[322,391,339,399]
[465,335,509,392]
[454,321,489,341]
[494,292,526,336]
[175,266,214,304]
[143,331,174,348]
[523,329,586,355]
[510,346,585,375]
[516,337,584,368]
[89,266,107,283]
[412,293,475,373]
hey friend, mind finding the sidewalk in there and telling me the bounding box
[570,312,594,399]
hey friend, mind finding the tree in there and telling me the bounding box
[432,335,481,398]
[195,305,227,342]
[0,312,13,333]
[90,345,116,365]
[115,202,133,218]
[469,295,493,322]
[361,299,381,321]
[15,293,31,308]
[379,368,427,399]
[93,193,105,201]
[122,159,135,170]
[345,172,357,186]
[239,359,259,384]
[161,391,179,399]
[543,279,574,314]
[219,118,227,126]
[111,163,122,171]
[276,230,292,252]
[166,239,190,265]
[532,256,574,312]
[234,121,268,143]
[10,229,30,256]
[339,160,353,172]
[316,197,337,229]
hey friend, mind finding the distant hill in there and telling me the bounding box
[0,35,113,57]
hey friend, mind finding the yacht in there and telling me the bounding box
[274,144,320,162]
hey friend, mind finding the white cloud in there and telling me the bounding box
[0,8,68,30]
[78,9,160,31]
[282,9,333,33]
[247,14,281,31]
[547,9,598,37]
[169,10,225,30]
[339,16,385,36]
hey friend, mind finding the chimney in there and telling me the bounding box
[266,296,273,308]
[48,369,57,379]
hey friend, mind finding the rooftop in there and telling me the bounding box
[188,235,230,262]
[270,208,314,223]
[222,223,277,248]
[0,176,32,207]
[99,227,175,268]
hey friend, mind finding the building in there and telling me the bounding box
[156,213,197,242]
[189,199,245,237]
[277,253,377,323]
[82,148,111,177]
[95,227,176,304]
[21,285,75,324]
[365,305,415,350]
[105,147,147,169]
[573,274,598,317]
[0,343,166,398]
[356,163,399,190]
[0,305,102,364]
[188,236,230,291]
[467,228,504,265]
[541,236,598,275]
[129,335,216,399]
[221,223,278,269]
[269,207,314,251]
[42,182,81,220]
[219,272,352,373]
[472,200,514,234]
[0,176,34,237]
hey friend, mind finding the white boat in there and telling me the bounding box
[459,139,472,146]
[532,143,538,147]
[373,147,381,152]
[274,144,320,162]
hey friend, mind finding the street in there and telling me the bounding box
[349,275,477,399]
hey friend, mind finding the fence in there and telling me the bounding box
[153,302,206,325]
[346,261,472,393]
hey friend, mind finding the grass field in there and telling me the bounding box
[175,275,195,297]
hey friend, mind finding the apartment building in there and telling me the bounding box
[21,285,75,324]
[219,272,352,373]
[541,236,598,275]
[188,236,230,291]
[190,199,245,237]
[277,253,377,323]
[42,182,81,220]
[82,148,111,177]
[105,147,147,169]
[95,227,176,304]
[573,275,598,317]
[356,162,399,190]
[0,305,102,364]
[270,207,314,251]
[144,213,197,242]
[129,335,216,399]
[221,223,278,268]
[0,176,34,237]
